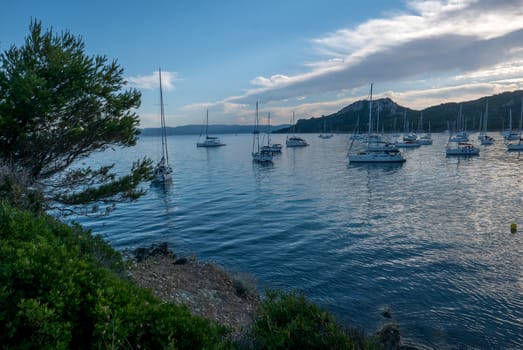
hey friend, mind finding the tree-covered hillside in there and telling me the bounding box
[282,90,523,133]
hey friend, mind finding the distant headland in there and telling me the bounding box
[140,89,523,135]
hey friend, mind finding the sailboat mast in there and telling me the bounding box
[293,111,296,134]
[267,112,271,145]
[205,109,209,137]
[368,83,373,135]
[483,100,488,134]
[519,97,523,135]
[376,104,380,134]
[253,102,259,152]
[159,68,169,163]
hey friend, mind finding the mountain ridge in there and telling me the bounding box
[287,90,523,133]
[140,90,523,135]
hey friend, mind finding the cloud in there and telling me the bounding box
[250,74,292,88]
[127,70,178,90]
[227,0,523,107]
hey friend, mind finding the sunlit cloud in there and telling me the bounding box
[228,0,523,108]
[147,0,523,128]
[127,70,178,90]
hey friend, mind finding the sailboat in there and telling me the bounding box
[418,112,433,145]
[446,114,480,156]
[479,100,494,145]
[318,118,333,139]
[196,109,225,147]
[507,98,523,151]
[261,112,282,153]
[153,68,173,182]
[503,108,520,140]
[286,112,308,147]
[449,105,469,142]
[348,84,406,163]
[252,102,273,163]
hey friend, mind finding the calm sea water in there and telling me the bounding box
[77,133,523,349]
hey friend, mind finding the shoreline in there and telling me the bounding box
[126,243,422,350]
[127,243,259,333]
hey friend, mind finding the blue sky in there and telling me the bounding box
[3,0,523,128]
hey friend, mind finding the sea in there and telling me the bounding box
[75,132,523,349]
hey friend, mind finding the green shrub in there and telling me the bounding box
[0,201,381,350]
[250,290,381,350]
[0,202,230,349]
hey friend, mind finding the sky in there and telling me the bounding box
[3,0,523,128]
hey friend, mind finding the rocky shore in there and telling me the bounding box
[128,243,259,333]
[127,243,421,350]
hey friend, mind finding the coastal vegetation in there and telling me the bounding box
[0,202,229,349]
[0,20,153,217]
[0,202,384,349]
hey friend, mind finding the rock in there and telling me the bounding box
[133,242,175,262]
[378,323,401,350]
[382,307,392,318]
[174,257,188,265]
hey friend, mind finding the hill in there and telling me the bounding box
[139,124,289,136]
[140,90,523,135]
[282,90,523,133]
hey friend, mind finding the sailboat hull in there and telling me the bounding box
[252,151,273,163]
[261,144,282,153]
[286,137,308,147]
[197,140,226,147]
[349,151,406,163]
[153,164,173,182]
[446,143,480,156]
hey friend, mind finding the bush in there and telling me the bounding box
[249,290,381,350]
[0,201,381,349]
[0,202,230,349]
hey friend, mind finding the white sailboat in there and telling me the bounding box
[318,118,333,139]
[479,100,494,145]
[261,112,282,153]
[252,102,273,163]
[446,123,479,156]
[153,68,173,182]
[449,105,469,142]
[286,112,309,147]
[418,112,433,145]
[503,108,520,140]
[196,109,225,147]
[446,141,480,155]
[348,84,406,163]
[507,98,523,151]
